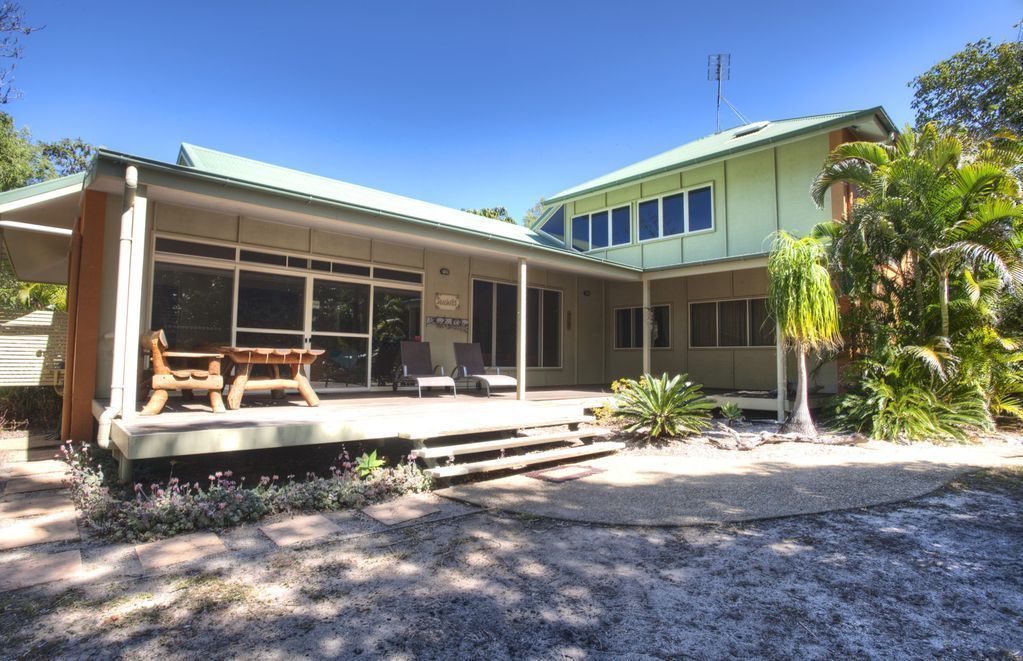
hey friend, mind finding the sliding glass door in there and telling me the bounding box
[309,279,370,389]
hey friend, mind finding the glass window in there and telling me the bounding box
[540,206,565,241]
[590,211,609,249]
[690,302,717,347]
[471,280,494,366]
[373,267,420,283]
[150,263,233,349]
[471,280,561,367]
[237,271,305,331]
[689,186,713,231]
[749,298,775,346]
[572,215,589,252]
[311,280,370,334]
[638,200,659,241]
[611,206,630,245]
[309,336,368,388]
[372,287,422,386]
[719,300,748,347]
[311,260,331,272]
[663,193,685,236]
[240,250,287,266]
[154,238,235,261]
[494,283,518,366]
[333,263,371,277]
[526,287,540,367]
[652,305,670,348]
[615,306,669,349]
[541,289,561,367]
[287,257,309,269]
[614,308,633,349]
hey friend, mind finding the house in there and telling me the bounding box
[0,107,895,477]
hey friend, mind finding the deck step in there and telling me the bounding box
[424,441,624,479]
[398,415,595,441]
[410,427,612,459]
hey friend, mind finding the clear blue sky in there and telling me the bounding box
[9,1,1022,220]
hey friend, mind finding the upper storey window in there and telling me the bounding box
[571,205,630,252]
[637,184,714,241]
[539,206,566,242]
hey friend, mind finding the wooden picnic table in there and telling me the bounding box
[218,347,325,410]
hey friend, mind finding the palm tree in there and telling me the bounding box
[767,231,842,437]
[812,123,1023,339]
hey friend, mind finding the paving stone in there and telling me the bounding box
[259,514,341,547]
[2,472,67,495]
[1,459,68,478]
[361,493,442,526]
[134,532,228,571]
[0,490,75,520]
[0,510,79,550]
[0,550,83,592]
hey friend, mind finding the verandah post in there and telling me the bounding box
[516,258,527,400]
[641,277,651,376]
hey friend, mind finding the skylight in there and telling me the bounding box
[732,121,770,138]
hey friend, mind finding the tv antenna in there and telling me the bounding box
[707,53,750,132]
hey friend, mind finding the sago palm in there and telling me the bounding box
[767,231,842,437]
[613,373,713,440]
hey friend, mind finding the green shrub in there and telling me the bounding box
[613,373,713,440]
[831,353,992,442]
[719,402,744,426]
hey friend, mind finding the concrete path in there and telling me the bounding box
[437,441,1023,526]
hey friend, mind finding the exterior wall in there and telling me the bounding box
[559,132,834,269]
[599,266,836,393]
[100,200,593,397]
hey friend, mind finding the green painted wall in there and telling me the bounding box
[559,131,832,270]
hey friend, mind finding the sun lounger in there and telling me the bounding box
[453,342,518,397]
[400,341,456,397]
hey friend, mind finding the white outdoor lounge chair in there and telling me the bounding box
[399,341,456,397]
[453,342,517,397]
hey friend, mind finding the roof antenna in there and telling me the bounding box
[707,54,750,132]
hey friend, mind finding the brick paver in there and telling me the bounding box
[3,472,67,495]
[0,510,80,550]
[259,514,341,547]
[0,550,83,592]
[361,493,441,525]
[135,532,228,571]
[0,490,75,521]
[0,459,68,478]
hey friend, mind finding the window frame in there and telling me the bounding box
[688,296,775,349]
[612,304,672,350]
[469,277,563,369]
[536,205,567,243]
[570,204,632,253]
[636,181,716,244]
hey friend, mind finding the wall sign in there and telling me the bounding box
[434,293,460,311]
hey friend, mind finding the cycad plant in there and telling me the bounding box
[613,373,713,440]
[767,231,842,437]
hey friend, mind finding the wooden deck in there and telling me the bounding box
[93,388,614,462]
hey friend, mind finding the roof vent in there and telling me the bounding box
[732,121,770,138]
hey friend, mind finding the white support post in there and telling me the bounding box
[775,321,787,423]
[516,258,528,400]
[641,278,651,376]
[121,186,148,420]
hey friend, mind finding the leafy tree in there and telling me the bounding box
[39,137,94,177]
[462,206,516,224]
[0,1,37,104]
[767,231,842,437]
[910,36,1023,137]
[0,111,49,189]
[522,198,545,226]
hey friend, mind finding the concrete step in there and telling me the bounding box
[424,441,624,479]
[411,427,611,459]
[399,415,595,441]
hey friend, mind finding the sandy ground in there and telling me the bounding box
[1,466,1021,660]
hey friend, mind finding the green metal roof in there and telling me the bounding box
[545,107,895,204]
[0,171,85,206]
[176,143,569,250]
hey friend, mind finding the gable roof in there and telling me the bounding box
[544,107,895,205]
[176,143,567,250]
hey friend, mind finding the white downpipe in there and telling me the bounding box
[97,166,138,447]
